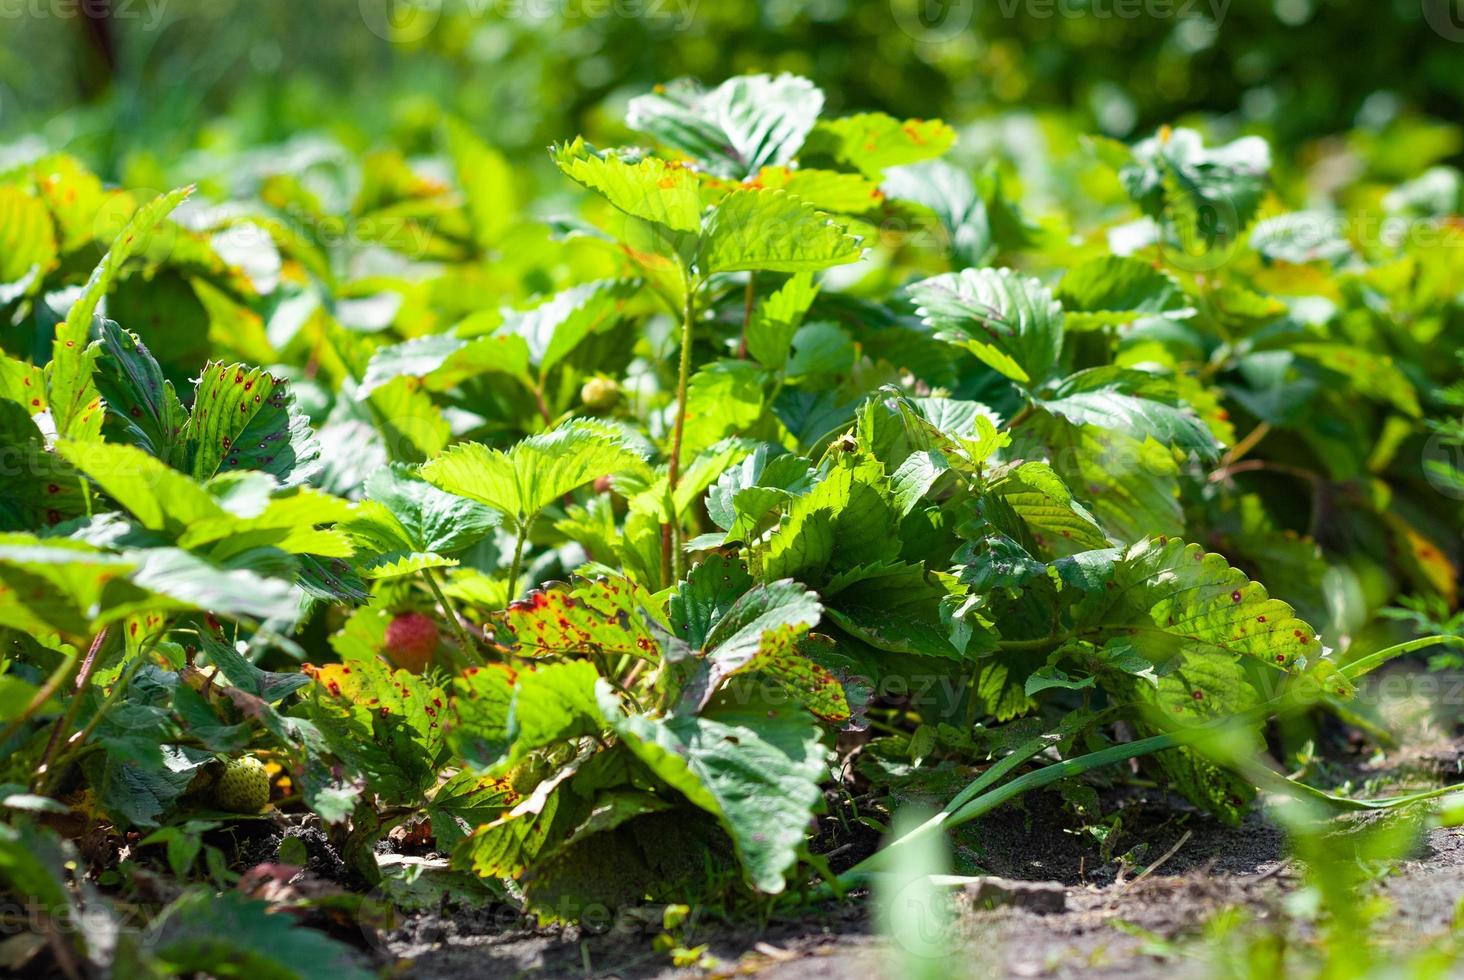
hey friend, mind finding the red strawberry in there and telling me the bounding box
[384,612,439,674]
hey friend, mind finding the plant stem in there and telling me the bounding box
[1220,421,1271,467]
[530,382,553,427]
[505,516,531,604]
[995,631,1073,653]
[41,657,141,796]
[1005,401,1037,430]
[737,275,754,359]
[33,629,109,790]
[422,566,482,666]
[664,277,698,585]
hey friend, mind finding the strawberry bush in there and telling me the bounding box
[1,69,1461,974]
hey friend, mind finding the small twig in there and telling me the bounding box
[1220,421,1271,468]
[1244,859,1292,885]
[33,629,109,789]
[1208,459,1320,485]
[1121,830,1192,892]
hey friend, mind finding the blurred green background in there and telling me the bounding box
[3,0,1461,182]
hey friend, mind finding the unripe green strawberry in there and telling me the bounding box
[580,376,621,412]
[214,756,271,813]
[384,612,439,674]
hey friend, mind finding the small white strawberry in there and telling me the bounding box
[214,756,271,813]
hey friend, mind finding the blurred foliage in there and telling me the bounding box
[2,0,1462,183]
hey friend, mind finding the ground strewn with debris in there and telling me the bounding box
[368,732,1464,979]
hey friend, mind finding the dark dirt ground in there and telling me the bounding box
[364,720,1464,980]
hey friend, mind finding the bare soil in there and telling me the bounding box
[370,726,1464,980]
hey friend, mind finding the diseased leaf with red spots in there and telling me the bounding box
[49,185,192,443]
[0,404,88,532]
[677,577,848,724]
[1091,537,1320,672]
[91,318,187,462]
[301,658,446,805]
[448,664,517,771]
[1115,648,1260,825]
[502,576,666,662]
[181,361,320,485]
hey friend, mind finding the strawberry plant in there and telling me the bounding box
[1,67,1460,976]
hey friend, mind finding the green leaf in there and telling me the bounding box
[883,392,1008,472]
[679,578,846,722]
[199,633,310,703]
[448,664,517,771]
[1086,537,1321,673]
[698,189,863,275]
[1291,342,1421,418]
[0,407,90,531]
[803,113,956,178]
[670,553,755,650]
[422,418,647,526]
[1120,128,1270,253]
[882,161,994,268]
[1248,211,1353,265]
[1031,421,1183,544]
[358,332,531,398]
[1113,651,1261,824]
[91,318,188,460]
[128,547,301,621]
[82,742,210,828]
[822,562,966,659]
[680,360,766,461]
[0,823,75,920]
[499,279,637,377]
[760,455,900,582]
[141,889,372,979]
[626,73,823,181]
[445,117,517,250]
[0,185,57,287]
[989,460,1111,556]
[363,462,499,555]
[705,446,818,540]
[551,138,704,234]
[600,689,830,893]
[1040,366,1221,459]
[1057,255,1194,331]
[182,362,321,484]
[0,535,139,635]
[49,186,192,442]
[745,272,818,368]
[57,439,222,533]
[303,660,446,804]
[909,266,1064,386]
[504,661,606,767]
